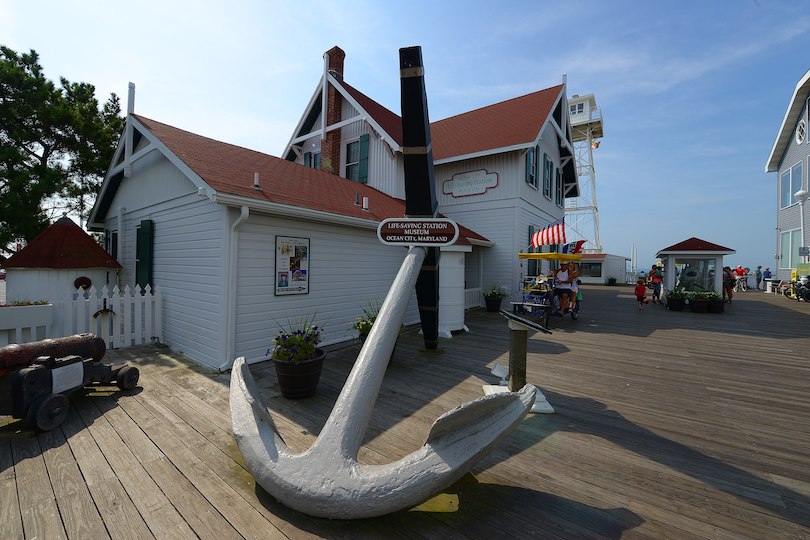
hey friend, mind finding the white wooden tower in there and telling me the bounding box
[565,93,604,252]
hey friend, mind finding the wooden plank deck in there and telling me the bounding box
[2,285,810,539]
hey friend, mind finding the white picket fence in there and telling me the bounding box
[55,284,162,349]
[1,285,162,348]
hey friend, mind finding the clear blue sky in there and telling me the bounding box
[3,0,808,270]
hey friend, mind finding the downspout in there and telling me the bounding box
[117,206,125,289]
[220,205,249,372]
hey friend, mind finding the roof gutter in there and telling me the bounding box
[210,192,381,231]
[220,205,250,372]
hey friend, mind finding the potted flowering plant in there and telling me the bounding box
[271,315,325,399]
[483,285,504,312]
[705,291,724,313]
[665,287,686,311]
[686,291,710,313]
[352,299,382,343]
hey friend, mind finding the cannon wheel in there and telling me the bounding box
[26,393,70,432]
[116,365,140,390]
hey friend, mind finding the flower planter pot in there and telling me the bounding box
[666,297,685,311]
[688,299,708,313]
[273,348,326,399]
[707,299,725,313]
[484,296,503,312]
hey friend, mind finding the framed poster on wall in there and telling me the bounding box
[275,236,310,295]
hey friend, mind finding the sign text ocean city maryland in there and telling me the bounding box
[377,218,459,247]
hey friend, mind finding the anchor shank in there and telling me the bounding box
[313,246,427,458]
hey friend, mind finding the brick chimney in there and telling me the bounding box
[321,46,345,175]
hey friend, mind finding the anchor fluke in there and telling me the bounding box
[230,355,535,519]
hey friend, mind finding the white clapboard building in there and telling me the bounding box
[87,46,579,369]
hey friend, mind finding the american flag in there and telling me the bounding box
[531,218,566,247]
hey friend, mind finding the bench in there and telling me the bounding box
[510,301,551,315]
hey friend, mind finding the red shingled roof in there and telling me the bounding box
[131,115,488,246]
[657,237,735,253]
[431,85,564,161]
[136,115,404,221]
[342,81,403,147]
[5,217,122,269]
[336,81,563,162]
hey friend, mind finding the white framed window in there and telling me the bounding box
[780,229,802,269]
[345,140,360,181]
[796,119,807,145]
[780,161,804,209]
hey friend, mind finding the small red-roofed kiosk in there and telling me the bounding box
[655,237,736,293]
[4,217,121,303]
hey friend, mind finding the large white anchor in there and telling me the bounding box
[230,246,536,519]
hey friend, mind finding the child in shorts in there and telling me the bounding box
[634,278,647,310]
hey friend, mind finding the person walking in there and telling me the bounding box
[650,264,663,303]
[755,266,763,290]
[722,266,735,303]
[635,278,647,310]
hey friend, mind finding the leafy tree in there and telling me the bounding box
[0,45,123,257]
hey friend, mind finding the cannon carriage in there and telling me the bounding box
[0,333,139,431]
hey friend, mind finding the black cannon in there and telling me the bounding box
[0,333,139,431]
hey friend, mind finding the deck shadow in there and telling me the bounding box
[507,390,810,530]
[251,471,645,539]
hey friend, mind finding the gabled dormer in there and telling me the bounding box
[283,47,406,198]
[283,46,580,208]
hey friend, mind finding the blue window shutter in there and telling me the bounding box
[358,134,370,184]
[135,219,153,290]
[525,148,533,184]
[535,145,541,187]
[304,152,312,167]
[543,153,552,197]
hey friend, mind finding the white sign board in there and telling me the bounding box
[442,169,498,198]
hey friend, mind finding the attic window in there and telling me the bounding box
[344,134,369,184]
[796,119,807,145]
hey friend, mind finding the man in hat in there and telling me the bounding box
[755,265,763,290]
[763,267,772,291]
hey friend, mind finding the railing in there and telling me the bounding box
[0,285,161,348]
[464,287,482,309]
[0,303,53,346]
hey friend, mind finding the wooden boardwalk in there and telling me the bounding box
[2,285,810,539]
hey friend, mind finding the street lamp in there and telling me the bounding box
[795,189,808,263]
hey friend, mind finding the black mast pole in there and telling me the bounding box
[399,46,440,350]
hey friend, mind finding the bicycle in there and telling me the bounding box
[733,276,748,292]
[783,279,810,302]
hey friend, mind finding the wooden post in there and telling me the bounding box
[507,319,527,391]
[399,46,440,350]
